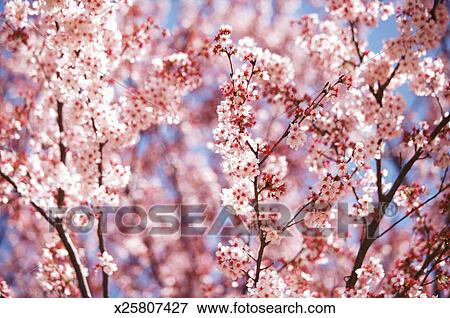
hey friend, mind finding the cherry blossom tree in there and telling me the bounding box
[0,0,448,298]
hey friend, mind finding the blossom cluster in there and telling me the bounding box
[325,0,395,26]
[97,251,118,276]
[216,238,253,281]
[36,237,82,297]
[1,0,449,299]
[247,270,289,298]
[286,122,307,151]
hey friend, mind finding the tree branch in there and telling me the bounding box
[0,170,92,297]
[91,118,110,298]
[345,115,449,288]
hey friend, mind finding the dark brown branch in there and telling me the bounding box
[55,102,91,296]
[54,222,92,298]
[0,170,92,297]
[251,146,269,287]
[96,209,109,298]
[386,114,449,202]
[430,0,443,22]
[350,21,403,104]
[91,117,110,298]
[220,53,270,288]
[253,235,268,287]
[346,115,450,288]
[282,200,314,231]
[431,86,445,118]
[379,186,449,239]
[259,81,332,166]
[0,101,92,297]
[345,19,449,288]
[56,101,66,207]
[375,157,383,201]
[0,171,52,224]
[349,21,364,63]
[225,50,234,78]
[420,253,449,286]
[377,171,449,239]
[416,238,447,286]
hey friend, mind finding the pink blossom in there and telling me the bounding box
[98,252,118,276]
[0,0,448,299]
[286,122,307,150]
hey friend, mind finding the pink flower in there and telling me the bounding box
[286,122,307,150]
[5,0,31,28]
[216,238,253,281]
[98,252,118,276]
